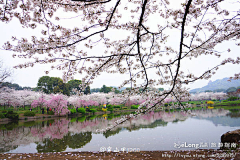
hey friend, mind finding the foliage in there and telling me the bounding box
[4,121,18,130]
[48,111,54,115]
[77,116,86,122]
[131,105,139,109]
[113,105,121,108]
[207,101,214,105]
[106,104,113,111]
[84,86,91,95]
[1,82,31,90]
[107,107,113,111]
[23,121,36,127]
[37,76,70,96]
[69,108,76,114]
[106,104,112,108]
[226,87,237,93]
[214,89,226,93]
[227,96,238,101]
[113,87,121,94]
[89,109,97,113]
[205,90,212,92]
[96,108,102,111]
[89,115,97,120]
[102,108,107,112]
[1,110,7,113]
[23,111,36,117]
[100,85,112,93]
[77,108,86,114]
[5,111,19,120]
[216,100,240,106]
[0,113,5,119]
[70,117,77,122]
[67,79,90,95]
[91,88,101,93]
[67,79,81,92]
[37,76,52,94]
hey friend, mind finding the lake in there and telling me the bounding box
[1,108,240,153]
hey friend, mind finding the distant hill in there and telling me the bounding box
[0,82,34,90]
[190,78,240,93]
[111,86,127,91]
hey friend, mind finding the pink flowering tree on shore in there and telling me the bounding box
[190,92,228,101]
[109,97,124,106]
[47,95,69,115]
[31,95,47,110]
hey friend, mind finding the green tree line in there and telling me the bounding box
[37,76,90,96]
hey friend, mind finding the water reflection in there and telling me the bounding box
[36,132,92,152]
[0,109,239,153]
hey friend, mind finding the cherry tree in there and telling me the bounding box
[68,94,99,108]
[109,96,124,106]
[125,95,146,106]
[67,95,81,107]
[1,0,240,130]
[190,92,227,101]
[47,94,69,115]
[0,87,42,110]
[0,87,16,109]
[31,92,48,109]
[13,90,36,109]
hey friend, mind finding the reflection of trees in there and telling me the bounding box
[31,119,69,140]
[104,119,167,138]
[67,132,92,149]
[0,118,94,153]
[193,109,240,127]
[101,110,230,138]
[194,116,240,127]
[68,119,102,133]
[36,136,68,152]
[0,144,18,153]
[102,117,168,138]
[0,121,19,130]
[0,119,69,153]
[227,110,240,118]
[103,128,123,138]
[0,108,234,153]
[36,132,92,152]
[192,109,229,118]
[0,126,33,153]
[68,111,188,135]
[127,119,167,131]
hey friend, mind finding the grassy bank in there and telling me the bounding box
[1,99,240,121]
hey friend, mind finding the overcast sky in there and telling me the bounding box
[0,0,240,90]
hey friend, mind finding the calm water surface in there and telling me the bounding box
[1,109,240,153]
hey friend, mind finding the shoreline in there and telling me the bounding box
[1,104,240,123]
[0,109,137,124]
[0,150,240,160]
